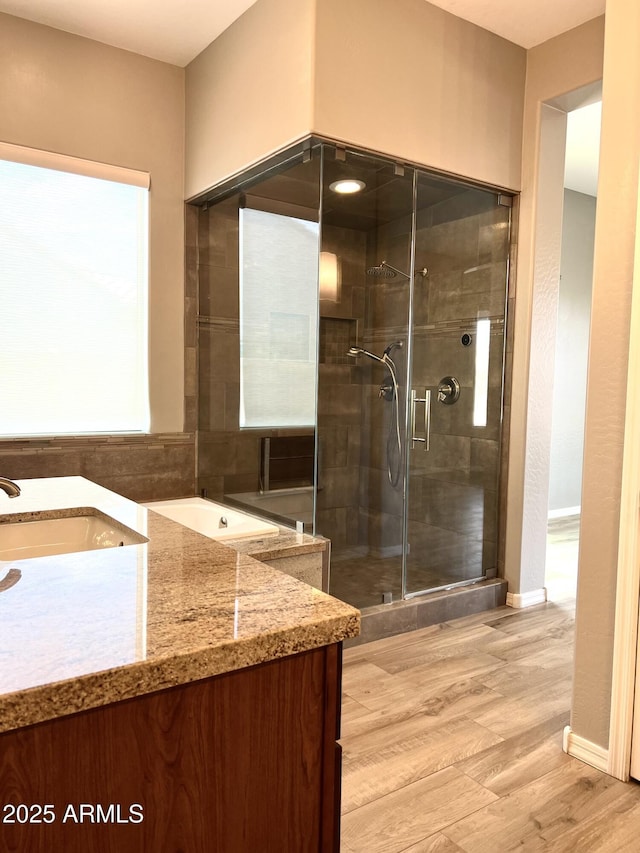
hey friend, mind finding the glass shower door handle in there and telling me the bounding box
[410,389,431,451]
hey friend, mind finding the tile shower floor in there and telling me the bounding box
[330,550,485,610]
[330,551,405,609]
[331,515,580,610]
[339,515,600,853]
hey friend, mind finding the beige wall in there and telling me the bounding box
[0,13,186,433]
[505,4,640,750]
[504,17,604,597]
[512,102,568,600]
[185,0,315,199]
[572,0,640,749]
[313,0,525,191]
[185,0,526,199]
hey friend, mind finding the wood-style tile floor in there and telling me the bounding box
[340,516,640,852]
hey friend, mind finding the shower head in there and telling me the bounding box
[347,345,385,363]
[383,340,403,357]
[366,260,428,280]
[366,262,397,279]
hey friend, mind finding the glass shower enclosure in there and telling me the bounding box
[193,140,511,611]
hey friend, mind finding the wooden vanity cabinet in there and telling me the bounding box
[0,643,343,853]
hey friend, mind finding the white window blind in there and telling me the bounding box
[0,151,149,436]
[239,208,319,428]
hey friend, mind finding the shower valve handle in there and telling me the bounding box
[379,380,394,401]
[410,389,431,451]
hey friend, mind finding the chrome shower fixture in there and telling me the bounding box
[383,340,403,356]
[366,262,397,279]
[347,342,403,488]
[366,260,428,279]
[347,345,385,363]
[347,341,403,362]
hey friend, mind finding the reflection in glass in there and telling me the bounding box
[239,207,319,429]
[319,252,341,302]
[473,318,491,428]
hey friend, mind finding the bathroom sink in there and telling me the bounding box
[0,508,148,561]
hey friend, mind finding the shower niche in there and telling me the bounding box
[319,317,357,366]
[192,140,512,615]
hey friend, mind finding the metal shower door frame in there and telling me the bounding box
[400,178,512,601]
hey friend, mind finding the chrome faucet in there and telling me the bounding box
[0,478,21,498]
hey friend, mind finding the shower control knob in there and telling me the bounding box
[379,380,394,401]
[437,376,460,404]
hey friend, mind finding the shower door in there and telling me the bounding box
[315,145,415,609]
[404,176,511,596]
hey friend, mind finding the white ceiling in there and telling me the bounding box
[0,0,261,67]
[424,0,605,51]
[0,0,606,67]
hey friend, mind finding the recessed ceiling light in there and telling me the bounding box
[329,179,366,194]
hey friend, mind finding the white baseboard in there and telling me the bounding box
[563,726,609,773]
[547,506,581,519]
[506,588,547,608]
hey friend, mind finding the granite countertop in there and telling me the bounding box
[0,476,359,734]
[227,527,328,562]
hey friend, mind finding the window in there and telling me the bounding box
[0,144,149,437]
[239,207,319,428]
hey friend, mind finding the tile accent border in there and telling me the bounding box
[563,726,609,773]
[0,433,194,451]
[506,588,547,608]
[0,433,196,503]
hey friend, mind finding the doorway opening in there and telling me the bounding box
[546,99,601,605]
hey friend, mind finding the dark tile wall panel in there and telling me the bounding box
[315,225,367,547]
[196,199,316,503]
[365,189,511,582]
[0,435,195,502]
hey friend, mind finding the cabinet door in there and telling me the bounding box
[0,644,344,853]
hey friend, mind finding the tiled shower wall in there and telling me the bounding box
[315,226,367,548]
[0,433,195,502]
[196,199,367,542]
[196,199,314,501]
[360,190,512,581]
[195,180,515,583]
[0,209,198,503]
[499,196,518,577]
[351,243,412,559]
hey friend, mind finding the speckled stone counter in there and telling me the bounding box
[0,477,359,734]
[225,527,330,589]
[227,527,327,562]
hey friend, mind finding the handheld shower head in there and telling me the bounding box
[347,341,404,490]
[347,345,384,363]
[383,340,403,357]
